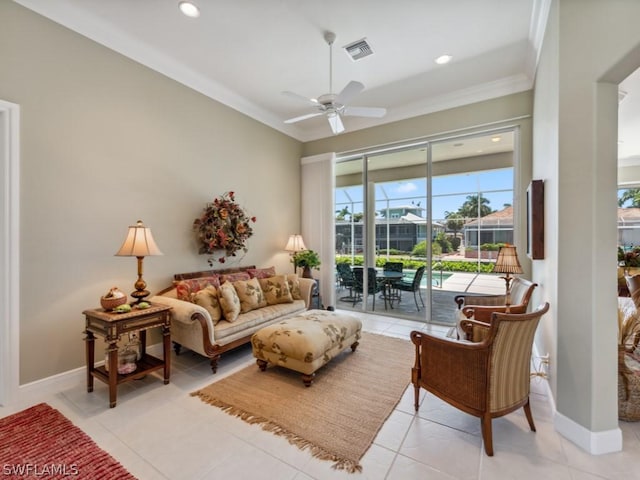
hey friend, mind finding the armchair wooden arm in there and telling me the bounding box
[462,303,528,322]
[455,293,507,310]
[458,318,491,341]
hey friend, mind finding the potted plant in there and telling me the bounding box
[292,250,321,278]
[618,246,640,292]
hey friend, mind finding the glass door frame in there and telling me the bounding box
[335,125,519,324]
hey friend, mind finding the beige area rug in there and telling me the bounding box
[191,331,415,473]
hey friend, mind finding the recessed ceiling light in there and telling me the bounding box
[491,136,502,143]
[179,1,200,18]
[435,54,452,65]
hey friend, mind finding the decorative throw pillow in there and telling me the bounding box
[287,274,302,300]
[259,275,293,305]
[627,274,640,310]
[191,286,222,325]
[247,266,277,279]
[219,271,251,284]
[218,281,241,322]
[174,275,220,301]
[233,277,267,313]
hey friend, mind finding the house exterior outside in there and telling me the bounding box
[336,205,444,254]
[618,207,640,247]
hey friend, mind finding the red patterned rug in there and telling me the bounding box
[0,403,136,479]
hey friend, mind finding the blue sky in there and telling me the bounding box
[336,168,514,220]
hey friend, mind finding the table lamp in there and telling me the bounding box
[285,234,306,272]
[115,220,163,303]
[493,245,523,313]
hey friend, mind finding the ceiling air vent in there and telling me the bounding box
[343,38,373,61]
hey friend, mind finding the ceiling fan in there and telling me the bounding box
[283,31,386,135]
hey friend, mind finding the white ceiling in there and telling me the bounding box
[11,0,640,161]
[13,0,546,142]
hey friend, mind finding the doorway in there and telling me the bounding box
[0,99,20,406]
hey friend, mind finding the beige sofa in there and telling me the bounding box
[151,265,315,373]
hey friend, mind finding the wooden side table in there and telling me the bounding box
[83,303,171,408]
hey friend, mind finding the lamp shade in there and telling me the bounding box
[493,245,523,274]
[115,220,163,257]
[284,234,306,253]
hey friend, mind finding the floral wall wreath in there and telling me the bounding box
[193,191,256,266]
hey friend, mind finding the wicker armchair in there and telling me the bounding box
[454,277,538,322]
[410,302,550,456]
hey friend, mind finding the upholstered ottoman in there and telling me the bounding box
[251,309,362,386]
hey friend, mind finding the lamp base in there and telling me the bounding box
[130,290,150,304]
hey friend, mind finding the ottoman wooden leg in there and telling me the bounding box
[301,373,315,387]
[351,341,359,352]
[256,359,268,371]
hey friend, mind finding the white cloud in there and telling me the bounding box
[396,182,418,194]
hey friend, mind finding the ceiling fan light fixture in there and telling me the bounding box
[178,1,200,18]
[282,30,386,135]
[435,54,453,65]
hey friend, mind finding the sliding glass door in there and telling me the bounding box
[334,129,516,325]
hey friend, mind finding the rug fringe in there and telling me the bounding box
[191,390,363,473]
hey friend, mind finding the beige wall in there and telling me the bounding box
[533,0,640,445]
[0,2,303,383]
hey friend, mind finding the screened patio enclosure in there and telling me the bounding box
[334,129,517,325]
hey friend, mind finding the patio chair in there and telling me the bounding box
[382,261,404,302]
[352,267,386,310]
[336,263,357,302]
[410,302,550,456]
[394,265,426,311]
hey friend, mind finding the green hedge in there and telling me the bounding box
[335,255,495,273]
[464,242,507,252]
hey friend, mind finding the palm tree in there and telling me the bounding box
[335,206,351,221]
[444,211,464,239]
[457,194,493,219]
[619,189,640,208]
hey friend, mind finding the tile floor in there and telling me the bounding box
[2,310,640,480]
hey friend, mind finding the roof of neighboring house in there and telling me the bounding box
[618,208,640,222]
[398,213,444,228]
[463,206,513,227]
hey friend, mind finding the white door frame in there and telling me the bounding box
[0,99,20,406]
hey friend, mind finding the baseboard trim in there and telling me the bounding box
[554,411,622,454]
[530,345,621,455]
[16,343,166,404]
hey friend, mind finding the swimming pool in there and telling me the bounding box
[399,271,451,287]
[429,272,453,287]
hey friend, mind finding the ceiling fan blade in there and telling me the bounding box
[327,114,344,134]
[282,91,319,107]
[284,112,323,124]
[336,81,365,105]
[343,106,387,118]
